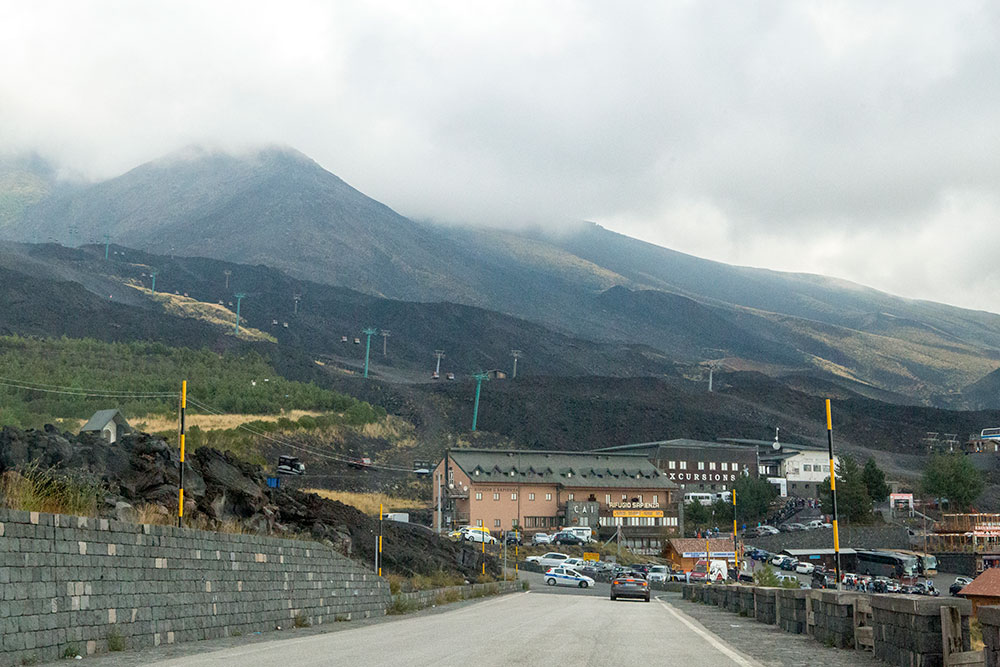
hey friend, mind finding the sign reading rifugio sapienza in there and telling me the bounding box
[565,501,600,526]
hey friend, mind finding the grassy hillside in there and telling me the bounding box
[0,336,375,428]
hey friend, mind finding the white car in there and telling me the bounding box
[758,525,780,535]
[770,555,785,567]
[804,520,832,530]
[463,530,498,544]
[532,533,552,545]
[647,565,670,583]
[562,558,587,569]
[545,567,595,588]
[526,552,571,569]
[794,562,815,574]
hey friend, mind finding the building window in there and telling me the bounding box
[803,464,811,472]
[622,494,627,501]
[732,462,738,470]
[511,493,517,500]
[653,495,658,505]
[475,492,482,501]
[637,495,643,503]
[495,519,501,527]
[529,493,535,501]
[545,493,552,501]
[698,461,705,470]
[721,463,728,471]
[669,460,676,469]
[709,462,716,471]
[680,461,687,470]
[605,494,611,504]
[493,493,500,501]
[568,493,574,500]
[477,519,483,527]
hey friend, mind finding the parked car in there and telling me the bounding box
[545,567,595,588]
[463,530,498,544]
[758,525,780,535]
[794,561,815,574]
[950,576,974,596]
[775,573,801,587]
[503,531,522,545]
[770,555,786,567]
[804,519,832,530]
[532,532,552,545]
[812,568,836,589]
[647,565,670,583]
[780,557,798,571]
[779,522,806,532]
[751,549,772,562]
[611,572,650,602]
[561,558,587,570]
[526,552,570,569]
[552,531,585,546]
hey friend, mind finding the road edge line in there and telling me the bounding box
[655,597,761,667]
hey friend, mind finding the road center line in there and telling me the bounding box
[655,597,759,667]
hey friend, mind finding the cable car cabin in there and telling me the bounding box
[277,456,305,475]
[982,428,1000,440]
[353,337,361,345]
[341,336,348,343]
[446,373,455,380]
[432,371,440,380]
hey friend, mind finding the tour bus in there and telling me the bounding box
[855,550,920,580]
[684,492,715,506]
[894,549,939,576]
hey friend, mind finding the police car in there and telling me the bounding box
[544,567,595,588]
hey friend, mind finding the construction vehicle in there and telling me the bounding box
[446,373,455,381]
[276,455,305,475]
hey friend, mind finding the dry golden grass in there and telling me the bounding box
[134,409,324,433]
[357,415,412,441]
[124,281,277,343]
[305,489,427,516]
[0,467,101,516]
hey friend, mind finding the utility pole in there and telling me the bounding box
[732,489,738,576]
[293,293,301,315]
[150,270,158,295]
[434,350,445,377]
[708,367,713,392]
[234,293,247,334]
[104,233,111,260]
[223,270,232,289]
[511,350,521,378]
[381,330,390,356]
[362,327,378,378]
[826,399,843,590]
[471,371,490,431]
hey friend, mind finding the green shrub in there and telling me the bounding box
[107,628,124,652]
[293,613,310,628]
[388,597,412,615]
[62,644,80,659]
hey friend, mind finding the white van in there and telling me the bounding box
[684,492,715,506]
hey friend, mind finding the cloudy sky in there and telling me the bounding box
[3,1,1000,312]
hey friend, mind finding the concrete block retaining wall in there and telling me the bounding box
[683,583,972,666]
[871,595,970,667]
[0,508,390,667]
[980,606,1000,667]
[809,590,863,649]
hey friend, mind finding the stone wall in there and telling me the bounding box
[980,606,1000,667]
[0,508,390,667]
[809,589,863,649]
[935,552,977,577]
[871,595,970,667]
[681,583,973,667]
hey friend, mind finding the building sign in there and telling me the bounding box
[583,552,600,562]
[612,509,664,518]
[681,551,736,558]
[890,493,914,508]
[566,501,600,526]
[608,501,660,509]
[668,472,738,483]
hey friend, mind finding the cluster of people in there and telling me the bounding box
[765,497,806,527]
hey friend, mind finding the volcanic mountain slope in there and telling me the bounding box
[0,242,680,380]
[8,145,1000,402]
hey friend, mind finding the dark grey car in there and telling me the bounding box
[610,571,650,602]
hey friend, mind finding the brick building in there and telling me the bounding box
[595,439,758,492]
[433,449,682,554]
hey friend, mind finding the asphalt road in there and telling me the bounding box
[139,577,758,667]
